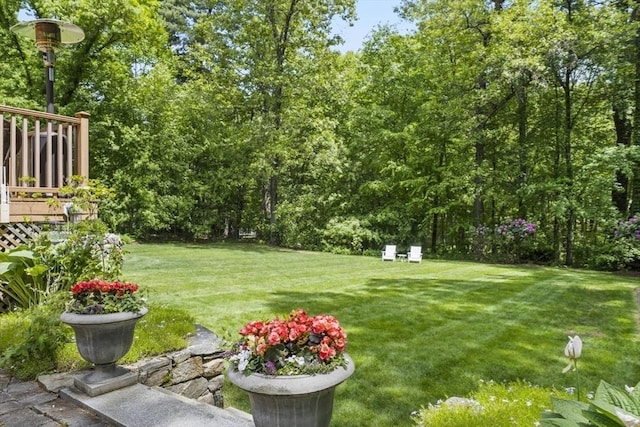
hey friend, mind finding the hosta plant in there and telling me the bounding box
[540,380,640,426]
[0,247,49,310]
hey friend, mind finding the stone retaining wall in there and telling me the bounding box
[124,324,227,408]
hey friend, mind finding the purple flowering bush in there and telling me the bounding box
[471,218,538,263]
[614,215,640,240]
[495,218,537,240]
[583,214,640,270]
[605,214,640,269]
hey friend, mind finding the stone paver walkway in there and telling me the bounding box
[0,370,112,427]
[0,369,253,427]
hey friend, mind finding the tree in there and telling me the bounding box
[538,0,628,264]
[208,0,356,244]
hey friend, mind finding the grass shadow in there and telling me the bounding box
[263,274,640,426]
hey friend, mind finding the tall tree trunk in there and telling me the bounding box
[563,67,574,266]
[431,208,438,255]
[470,16,491,228]
[553,86,562,263]
[262,0,298,245]
[473,134,485,227]
[269,173,278,243]
[632,3,640,214]
[431,150,445,254]
[470,1,509,228]
[613,106,631,215]
[516,83,528,218]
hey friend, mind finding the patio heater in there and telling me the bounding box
[10,19,84,114]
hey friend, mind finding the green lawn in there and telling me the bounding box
[123,242,640,427]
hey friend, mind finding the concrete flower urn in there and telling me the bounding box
[60,307,147,396]
[227,353,355,427]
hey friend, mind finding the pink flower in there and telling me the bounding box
[239,320,264,336]
[232,308,348,375]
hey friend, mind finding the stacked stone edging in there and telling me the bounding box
[124,324,227,408]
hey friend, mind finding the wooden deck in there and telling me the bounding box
[0,105,89,224]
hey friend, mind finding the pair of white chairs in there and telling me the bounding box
[381,245,422,263]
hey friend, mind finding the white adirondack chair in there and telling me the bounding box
[407,246,422,263]
[381,245,396,261]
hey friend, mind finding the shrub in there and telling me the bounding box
[0,299,195,379]
[413,380,564,427]
[470,218,538,263]
[613,214,640,240]
[275,198,324,250]
[322,217,380,254]
[31,219,125,291]
[581,239,630,271]
[0,293,69,378]
[608,214,640,270]
[362,248,382,257]
[579,214,640,271]
[0,311,29,351]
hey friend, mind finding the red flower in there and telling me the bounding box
[66,278,143,315]
[71,278,139,295]
[239,320,264,336]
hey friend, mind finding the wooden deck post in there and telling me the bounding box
[76,111,90,181]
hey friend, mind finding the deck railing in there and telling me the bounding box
[0,105,89,193]
[0,105,89,225]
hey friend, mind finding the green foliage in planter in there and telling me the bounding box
[56,176,116,220]
[412,380,566,427]
[0,246,50,309]
[540,380,640,426]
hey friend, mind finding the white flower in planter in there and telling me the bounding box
[230,349,253,372]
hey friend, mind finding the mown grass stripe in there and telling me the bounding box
[123,243,640,427]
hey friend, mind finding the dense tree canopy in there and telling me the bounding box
[2,0,640,268]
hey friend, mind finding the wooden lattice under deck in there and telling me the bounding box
[0,223,43,251]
